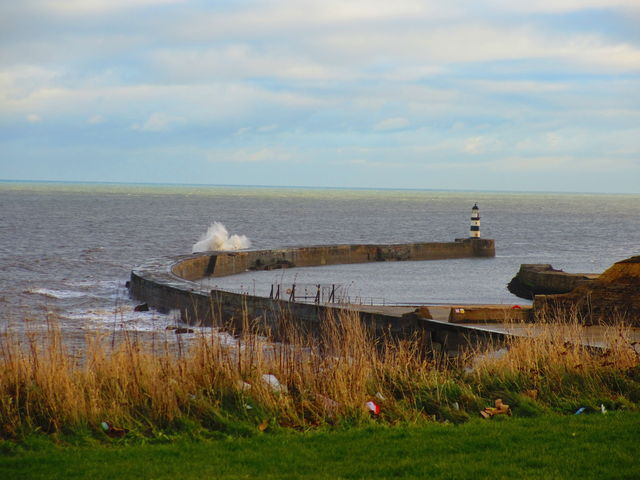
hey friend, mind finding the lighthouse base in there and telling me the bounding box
[454,238,496,257]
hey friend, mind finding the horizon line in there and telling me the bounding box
[0,178,637,196]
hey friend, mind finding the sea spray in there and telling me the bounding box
[192,222,251,253]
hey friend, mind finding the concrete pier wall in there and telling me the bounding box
[129,238,499,347]
[170,239,495,281]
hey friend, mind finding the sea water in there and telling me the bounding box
[1,182,639,333]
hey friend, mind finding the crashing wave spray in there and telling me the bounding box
[192,222,251,253]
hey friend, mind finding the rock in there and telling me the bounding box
[174,328,194,334]
[507,264,596,300]
[534,256,640,325]
[134,303,149,312]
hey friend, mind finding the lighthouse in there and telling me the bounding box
[470,203,481,238]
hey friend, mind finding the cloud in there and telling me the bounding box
[42,0,186,16]
[374,117,410,131]
[131,112,184,132]
[463,136,502,155]
[1,0,639,192]
[480,0,640,14]
[208,148,295,164]
[150,46,347,83]
[87,114,105,124]
[489,155,639,173]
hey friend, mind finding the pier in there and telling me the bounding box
[128,238,536,355]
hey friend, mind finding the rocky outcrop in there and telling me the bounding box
[533,256,640,325]
[507,264,597,300]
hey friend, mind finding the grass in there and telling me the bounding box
[1,412,639,479]
[0,309,639,442]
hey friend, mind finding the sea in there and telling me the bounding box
[1,181,639,336]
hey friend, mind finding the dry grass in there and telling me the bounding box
[1,308,639,439]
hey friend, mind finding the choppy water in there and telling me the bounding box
[1,182,639,333]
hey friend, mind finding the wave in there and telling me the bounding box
[192,222,251,253]
[26,288,87,299]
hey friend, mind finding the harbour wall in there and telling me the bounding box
[171,239,495,281]
[129,238,500,350]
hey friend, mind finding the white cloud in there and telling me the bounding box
[463,136,502,154]
[480,0,640,14]
[0,82,325,124]
[87,114,105,124]
[488,155,639,173]
[43,0,186,15]
[209,148,295,164]
[374,117,410,131]
[150,46,348,83]
[318,24,640,73]
[2,0,639,192]
[131,112,184,132]
[468,80,569,94]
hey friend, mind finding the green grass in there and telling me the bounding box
[2,412,639,479]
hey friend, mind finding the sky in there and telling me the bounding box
[1,0,639,193]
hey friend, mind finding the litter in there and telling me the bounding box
[574,407,586,415]
[365,401,380,415]
[261,374,287,393]
[258,419,269,432]
[100,421,127,438]
[375,392,386,401]
[480,399,511,419]
[601,404,607,414]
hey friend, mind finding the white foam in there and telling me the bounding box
[27,288,87,299]
[192,222,251,253]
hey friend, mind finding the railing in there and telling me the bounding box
[210,283,529,307]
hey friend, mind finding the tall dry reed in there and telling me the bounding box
[0,308,638,439]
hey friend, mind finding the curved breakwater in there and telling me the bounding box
[129,239,509,351]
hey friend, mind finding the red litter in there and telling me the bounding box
[366,401,380,415]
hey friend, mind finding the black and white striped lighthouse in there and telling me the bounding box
[470,203,481,238]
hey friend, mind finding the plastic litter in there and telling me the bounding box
[100,421,127,438]
[366,401,380,415]
[453,402,460,411]
[375,392,386,401]
[574,407,586,415]
[480,399,511,419]
[261,374,287,393]
[601,404,607,414]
